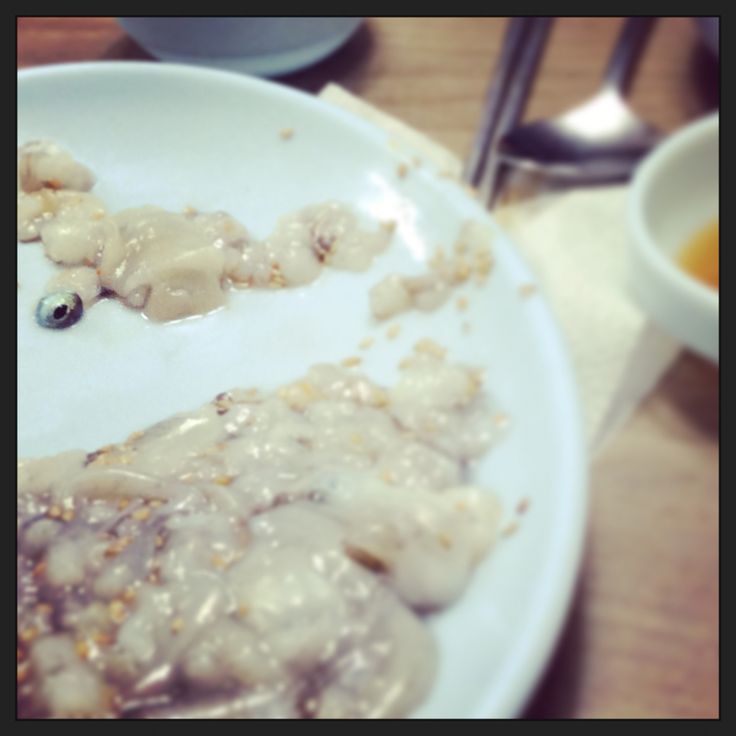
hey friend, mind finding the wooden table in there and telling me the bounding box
[17,17,719,719]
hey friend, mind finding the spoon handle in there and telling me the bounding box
[603,17,657,94]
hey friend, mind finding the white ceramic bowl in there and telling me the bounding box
[117,17,363,77]
[628,113,719,363]
[18,62,587,718]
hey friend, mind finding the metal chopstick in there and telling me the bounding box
[463,17,553,208]
[462,17,534,188]
[481,17,553,208]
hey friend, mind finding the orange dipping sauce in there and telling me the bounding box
[677,220,719,290]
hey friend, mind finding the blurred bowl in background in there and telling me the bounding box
[117,17,363,77]
[628,113,719,363]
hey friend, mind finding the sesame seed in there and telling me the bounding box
[132,507,151,522]
[414,338,447,359]
[454,261,471,282]
[453,239,469,255]
[108,600,127,624]
[17,662,29,683]
[75,640,90,660]
[386,324,401,340]
[211,554,228,569]
[358,336,375,350]
[494,413,510,429]
[93,631,113,647]
[341,356,362,368]
[437,533,453,549]
[18,627,39,643]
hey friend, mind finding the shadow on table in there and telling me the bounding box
[278,21,375,95]
[101,33,156,62]
[655,353,719,441]
[688,41,719,114]
[522,558,590,719]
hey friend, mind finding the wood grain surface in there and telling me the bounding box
[17,16,720,719]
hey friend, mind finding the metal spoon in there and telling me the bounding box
[498,17,661,184]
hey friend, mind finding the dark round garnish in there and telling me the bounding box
[35,291,84,330]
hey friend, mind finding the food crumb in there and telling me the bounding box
[461,182,479,199]
[493,413,510,429]
[358,336,374,350]
[279,127,294,140]
[414,338,447,359]
[18,627,39,644]
[108,600,127,624]
[456,296,469,311]
[518,283,538,298]
[93,631,113,647]
[75,640,90,660]
[170,617,185,634]
[341,356,362,368]
[386,324,401,340]
[396,162,410,179]
[500,520,519,538]
[516,498,530,515]
[437,533,453,550]
[461,321,472,334]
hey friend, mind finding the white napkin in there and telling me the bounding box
[319,84,681,454]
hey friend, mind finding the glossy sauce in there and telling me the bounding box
[677,220,718,290]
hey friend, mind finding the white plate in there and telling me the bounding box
[17,63,587,719]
